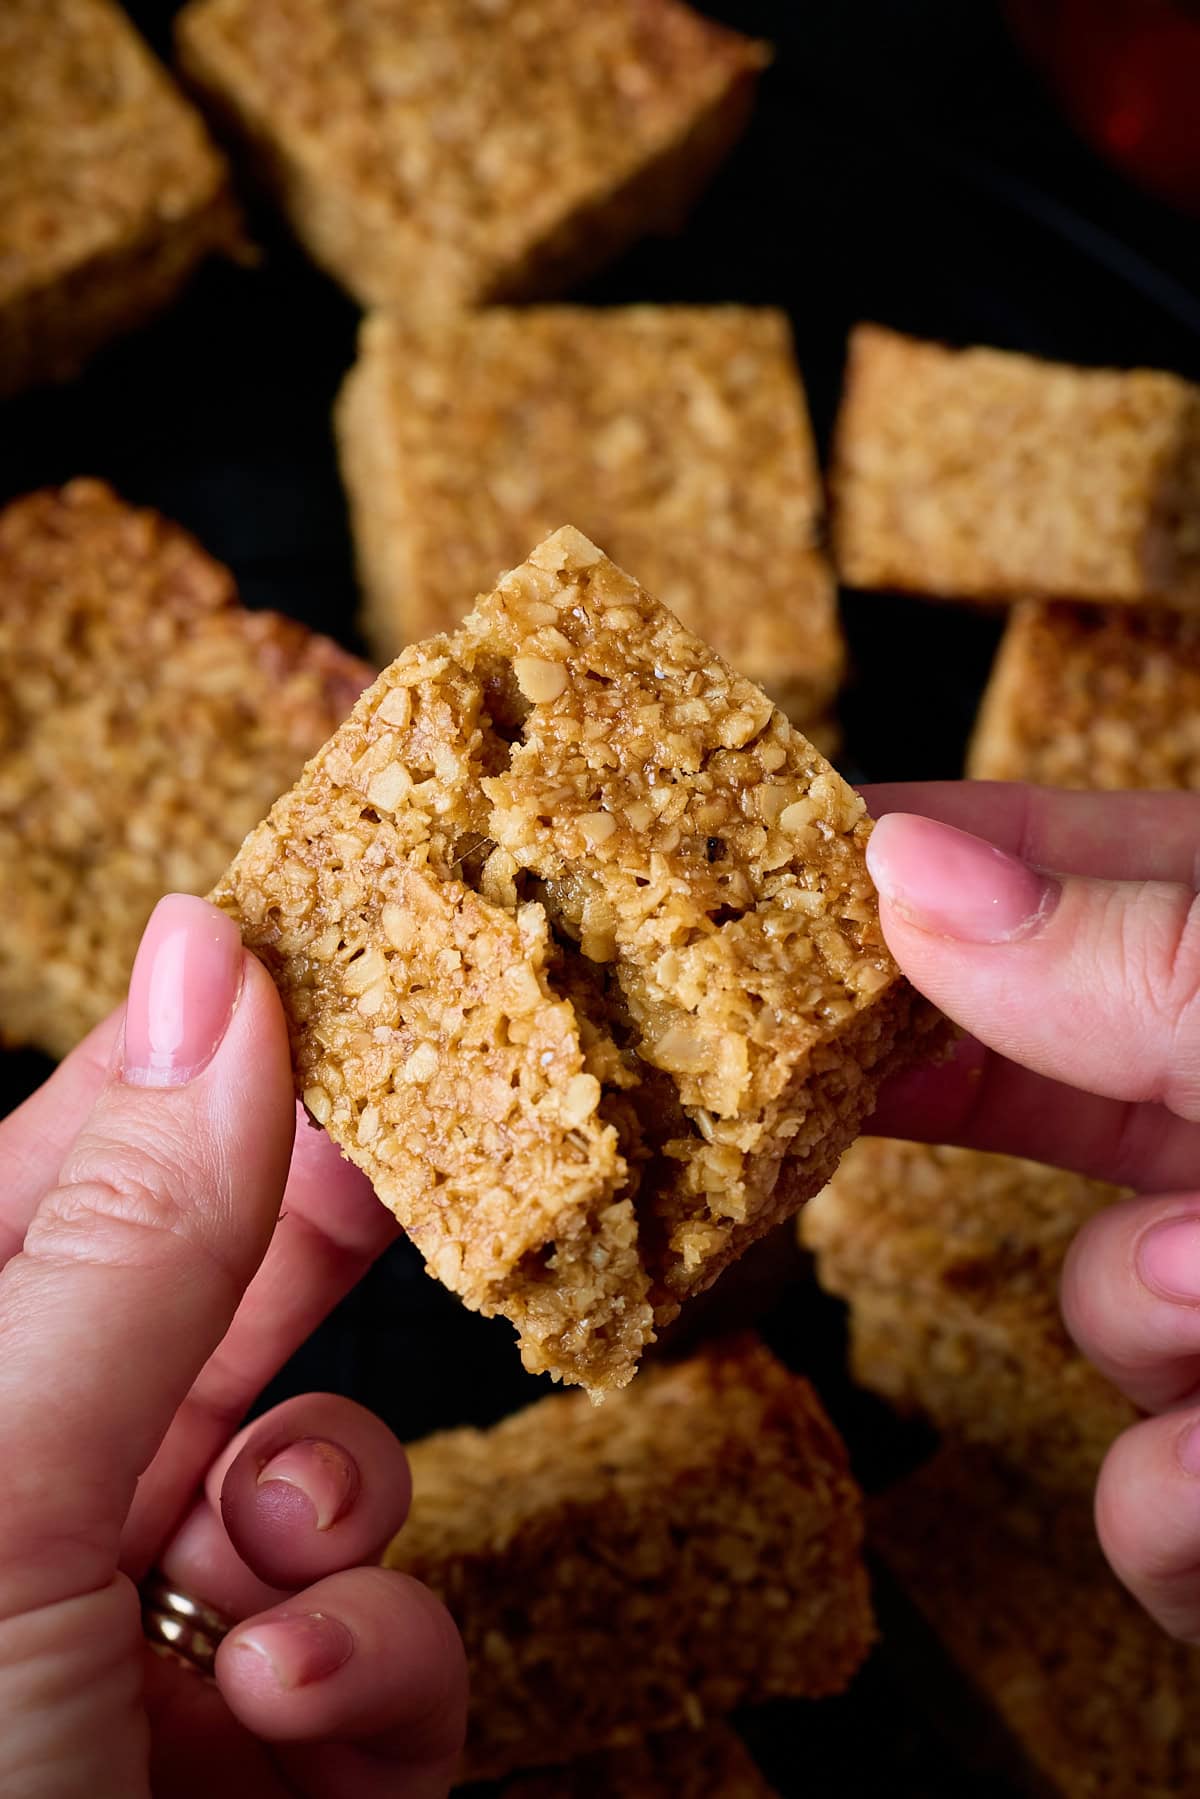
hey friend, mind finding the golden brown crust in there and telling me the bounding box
[389,1338,873,1781]
[175,0,768,315]
[335,305,843,744]
[831,324,1200,606]
[968,600,1200,788]
[498,1721,777,1798]
[0,0,239,396]
[872,1448,1200,1798]
[0,480,369,1058]
[800,1139,1136,1493]
[213,527,945,1391]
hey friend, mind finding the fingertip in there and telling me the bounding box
[217,1565,468,1761]
[1059,1193,1200,1416]
[1095,1418,1168,1594]
[869,812,1059,948]
[1095,1414,1200,1643]
[219,1395,412,1592]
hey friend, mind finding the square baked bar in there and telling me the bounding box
[831,324,1200,605]
[800,1139,1136,1494]
[0,0,238,397]
[872,1448,1200,1799]
[175,0,768,317]
[387,1338,873,1781]
[969,600,1200,788]
[500,1722,776,1799]
[0,481,368,1059]
[213,527,945,1392]
[336,305,843,744]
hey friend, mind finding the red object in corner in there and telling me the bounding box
[1007,0,1200,214]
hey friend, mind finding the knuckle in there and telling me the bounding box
[1110,886,1200,1112]
[23,1140,240,1305]
[1163,893,1200,1021]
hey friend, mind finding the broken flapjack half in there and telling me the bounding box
[212,527,945,1391]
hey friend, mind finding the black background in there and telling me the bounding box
[3,3,1199,1790]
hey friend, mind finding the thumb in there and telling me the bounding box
[0,894,295,1628]
[866,813,1200,1120]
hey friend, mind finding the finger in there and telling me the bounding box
[123,1122,398,1571]
[217,1567,466,1799]
[157,1395,412,1619]
[867,813,1200,1122]
[0,1010,118,1263]
[1096,1410,1200,1641]
[862,782,1200,885]
[1061,1193,1200,1414]
[868,1032,1200,1196]
[0,895,294,1622]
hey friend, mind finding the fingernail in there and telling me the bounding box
[1138,1217,1200,1305]
[123,895,244,1087]
[867,814,1059,945]
[257,1438,359,1531]
[230,1613,354,1690]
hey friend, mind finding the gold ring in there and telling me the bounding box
[141,1573,233,1678]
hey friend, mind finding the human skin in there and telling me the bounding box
[0,894,467,1798]
[863,781,1200,1645]
[6,776,1200,1790]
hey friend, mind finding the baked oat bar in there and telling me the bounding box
[213,527,945,1392]
[175,0,769,318]
[969,600,1200,788]
[831,324,1200,605]
[387,1338,873,1782]
[800,1140,1136,1493]
[0,0,239,397]
[498,1721,777,1798]
[336,305,843,745]
[872,1447,1200,1799]
[0,481,368,1059]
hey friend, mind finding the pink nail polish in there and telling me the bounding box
[123,895,244,1087]
[257,1438,359,1531]
[1138,1217,1200,1305]
[866,814,1059,945]
[231,1612,354,1690]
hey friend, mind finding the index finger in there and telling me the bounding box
[862,782,1200,887]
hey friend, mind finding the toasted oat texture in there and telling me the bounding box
[873,1448,1200,1798]
[388,1338,873,1782]
[175,0,768,318]
[213,528,945,1391]
[800,1140,1136,1494]
[0,481,368,1059]
[0,0,238,397]
[498,1721,777,1798]
[969,600,1200,787]
[336,306,843,746]
[831,324,1200,605]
